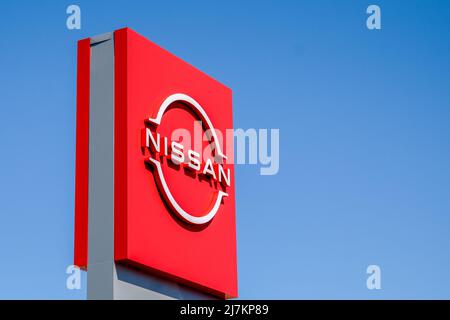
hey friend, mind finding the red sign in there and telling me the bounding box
[74,28,237,298]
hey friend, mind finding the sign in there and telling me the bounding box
[74,28,238,299]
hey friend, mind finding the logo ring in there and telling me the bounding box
[146,93,228,225]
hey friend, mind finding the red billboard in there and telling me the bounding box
[74,28,237,299]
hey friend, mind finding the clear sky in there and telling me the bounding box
[0,0,449,299]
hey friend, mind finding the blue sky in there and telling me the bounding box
[0,0,449,299]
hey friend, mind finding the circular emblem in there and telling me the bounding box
[142,93,230,225]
